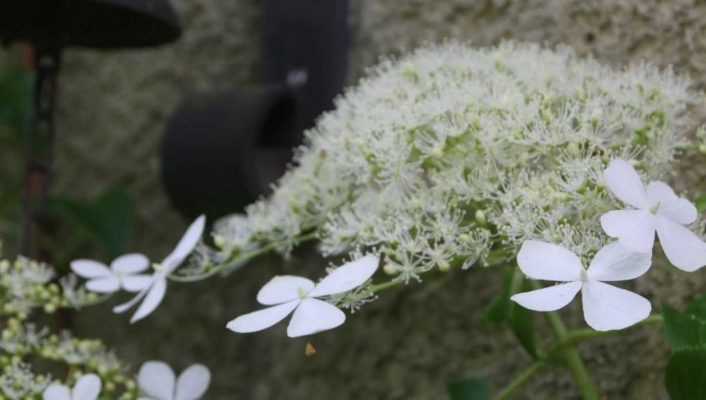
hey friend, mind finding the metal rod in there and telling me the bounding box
[20,46,61,257]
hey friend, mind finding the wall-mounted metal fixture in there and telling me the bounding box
[161,0,350,221]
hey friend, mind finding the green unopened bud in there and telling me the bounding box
[383,263,399,275]
[213,235,226,248]
[474,210,486,225]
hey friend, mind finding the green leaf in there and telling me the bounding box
[448,378,490,400]
[509,280,538,359]
[47,188,136,258]
[484,269,538,358]
[663,295,706,350]
[695,195,706,213]
[686,294,706,316]
[484,268,515,324]
[0,63,32,138]
[666,349,706,400]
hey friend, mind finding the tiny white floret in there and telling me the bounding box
[71,254,152,294]
[601,159,706,271]
[226,255,379,337]
[113,215,206,323]
[43,374,101,400]
[511,240,651,331]
[138,361,210,400]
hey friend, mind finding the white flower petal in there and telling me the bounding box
[646,181,698,225]
[286,298,346,337]
[85,277,120,293]
[43,384,71,400]
[587,242,651,281]
[308,255,380,297]
[162,215,206,274]
[256,276,315,305]
[175,364,211,400]
[70,260,111,279]
[111,253,150,274]
[138,361,176,400]
[515,240,582,282]
[113,289,148,314]
[656,216,706,271]
[581,281,651,331]
[600,209,655,253]
[603,159,648,209]
[510,281,582,312]
[130,278,168,323]
[72,374,101,400]
[226,300,300,333]
[121,275,154,292]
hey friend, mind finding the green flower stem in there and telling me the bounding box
[493,361,546,400]
[548,314,663,356]
[497,314,663,399]
[168,231,318,283]
[521,278,601,400]
[368,279,403,293]
[545,310,601,400]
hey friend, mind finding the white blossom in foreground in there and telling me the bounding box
[43,374,101,400]
[71,254,152,293]
[114,215,205,323]
[227,255,379,337]
[138,361,210,400]
[601,159,706,271]
[511,240,651,331]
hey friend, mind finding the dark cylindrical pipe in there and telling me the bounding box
[161,86,297,220]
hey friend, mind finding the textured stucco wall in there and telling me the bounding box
[61,0,706,399]
[55,0,262,256]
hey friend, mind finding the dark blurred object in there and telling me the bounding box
[162,0,350,220]
[261,0,350,148]
[0,0,180,49]
[0,0,182,256]
[162,86,297,218]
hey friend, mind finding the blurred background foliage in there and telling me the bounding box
[0,48,32,248]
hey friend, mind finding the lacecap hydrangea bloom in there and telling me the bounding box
[207,41,703,287]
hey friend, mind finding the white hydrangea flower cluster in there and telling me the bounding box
[0,238,212,399]
[214,42,701,281]
[0,359,51,399]
[0,258,97,317]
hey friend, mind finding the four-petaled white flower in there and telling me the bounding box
[601,159,706,271]
[227,255,380,337]
[71,254,152,293]
[511,240,651,331]
[114,215,205,323]
[43,374,101,400]
[138,361,210,400]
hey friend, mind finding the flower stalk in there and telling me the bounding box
[546,310,601,400]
